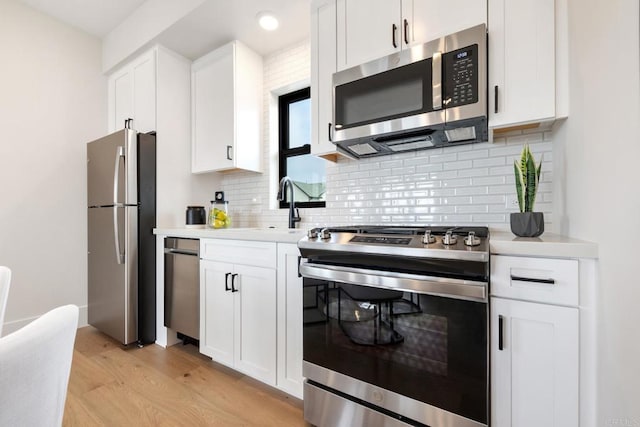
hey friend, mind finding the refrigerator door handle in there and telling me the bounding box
[113,206,124,264]
[113,145,124,205]
[113,145,125,265]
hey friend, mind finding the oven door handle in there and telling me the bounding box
[299,263,487,302]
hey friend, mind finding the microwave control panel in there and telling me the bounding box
[443,45,479,108]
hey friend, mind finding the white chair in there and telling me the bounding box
[0,304,79,427]
[0,266,10,337]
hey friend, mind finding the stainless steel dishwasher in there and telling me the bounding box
[164,237,199,342]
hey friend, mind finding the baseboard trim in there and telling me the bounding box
[1,304,88,336]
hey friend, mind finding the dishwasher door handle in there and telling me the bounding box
[164,248,198,256]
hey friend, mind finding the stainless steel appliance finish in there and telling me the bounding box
[305,380,413,427]
[87,128,156,345]
[164,238,199,340]
[331,24,487,158]
[304,363,486,427]
[299,225,490,427]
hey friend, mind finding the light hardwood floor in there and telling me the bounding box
[63,327,306,426]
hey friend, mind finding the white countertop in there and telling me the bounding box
[154,227,598,258]
[489,230,598,259]
[154,227,306,244]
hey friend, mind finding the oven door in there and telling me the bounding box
[301,262,488,427]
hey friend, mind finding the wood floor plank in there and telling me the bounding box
[66,350,116,396]
[177,365,305,427]
[62,327,305,426]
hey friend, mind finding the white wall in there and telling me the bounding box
[556,0,640,424]
[0,0,105,333]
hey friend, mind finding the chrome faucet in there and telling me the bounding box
[277,176,301,229]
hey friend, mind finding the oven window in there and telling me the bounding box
[303,280,487,424]
[334,59,432,129]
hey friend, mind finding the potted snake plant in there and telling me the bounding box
[511,144,544,237]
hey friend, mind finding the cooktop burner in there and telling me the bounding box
[299,225,490,263]
[321,225,489,238]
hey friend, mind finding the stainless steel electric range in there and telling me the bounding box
[298,226,490,427]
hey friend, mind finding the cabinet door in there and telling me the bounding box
[108,68,132,133]
[311,0,340,160]
[200,260,234,367]
[233,264,277,385]
[107,49,156,133]
[191,44,235,173]
[336,0,402,71]
[131,52,156,133]
[276,244,303,398]
[404,0,486,47]
[491,297,578,427]
[488,0,556,129]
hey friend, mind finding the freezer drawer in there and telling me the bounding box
[164,238,199,340]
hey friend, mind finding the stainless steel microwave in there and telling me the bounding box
[331,24,487,158]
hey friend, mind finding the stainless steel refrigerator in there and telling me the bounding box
[87,127,156,345]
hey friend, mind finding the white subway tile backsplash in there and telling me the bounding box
[220,41,554,230]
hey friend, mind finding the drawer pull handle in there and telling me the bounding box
[225,272,231,291]
[498,315,504,351]
[510,275,556,285]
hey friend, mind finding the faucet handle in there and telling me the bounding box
[293,208,301,222]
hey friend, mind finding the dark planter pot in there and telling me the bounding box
[510,212,545,237]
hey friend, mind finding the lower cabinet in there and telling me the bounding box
[199,239,302,398]
[200,258,277,385]
[276,243,303,399]
[491,255,580,427]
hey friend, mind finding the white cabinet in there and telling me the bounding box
[490,255,579,427]
[107,49,156,133]
[336,0,401,70]
[200,239,277,385]
[405,0,487,48]
[311,0,341,161]
[191,41,263,173]
[336,0,486,71]
[276,243,303,399]
[488,0,569,132]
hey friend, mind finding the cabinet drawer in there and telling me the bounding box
[200,239,276,269]
[491,255,578,306]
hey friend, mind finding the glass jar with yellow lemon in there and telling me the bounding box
[208,200,231,229]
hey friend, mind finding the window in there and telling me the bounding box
[279,87,326,208]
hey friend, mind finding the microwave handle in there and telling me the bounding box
[432,52,442,110]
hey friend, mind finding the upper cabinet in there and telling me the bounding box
[488,0,569,133]
[107,49,156,133]
[336,0,486,71]
[191,41,263,173]
[311,0,341,160]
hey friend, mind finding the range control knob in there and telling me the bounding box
[422,230,436,244]
[307,228,318,239]
[442,231,458,245]
[319,228,331,240]
[464,231,481,246]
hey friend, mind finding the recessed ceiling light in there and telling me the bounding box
[257,11,279,31]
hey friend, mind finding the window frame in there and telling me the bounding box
[278,87,325,209]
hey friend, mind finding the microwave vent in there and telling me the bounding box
[349,143,379,156]
[388,137,434,152]
[445,126,477,143]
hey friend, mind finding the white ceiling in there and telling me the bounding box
[20,0,147,37]
[19,0,311,58]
